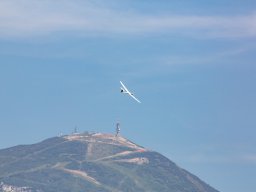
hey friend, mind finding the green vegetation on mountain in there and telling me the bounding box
[0,133,219,192]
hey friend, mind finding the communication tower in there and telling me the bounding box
[73,126,78,135]
[115,122,120,137]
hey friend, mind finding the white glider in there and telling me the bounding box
[120,81,141,103]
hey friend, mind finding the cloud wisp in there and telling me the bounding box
[183,152,256,165]
[0,1,256,39]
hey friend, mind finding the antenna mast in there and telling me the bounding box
[115,122,120,137]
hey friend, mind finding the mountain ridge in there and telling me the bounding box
[0,132,219,192]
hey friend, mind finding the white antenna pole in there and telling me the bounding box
[116,122,120,137]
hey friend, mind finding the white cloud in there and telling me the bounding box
[241,154,256,164]
[0,1,256,38]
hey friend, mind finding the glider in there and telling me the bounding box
[120,81,141,103]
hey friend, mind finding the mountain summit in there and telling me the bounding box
[0,133,219,192]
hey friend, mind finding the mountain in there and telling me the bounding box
[0,132,219,192]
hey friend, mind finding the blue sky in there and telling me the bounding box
[0,1,256,191]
